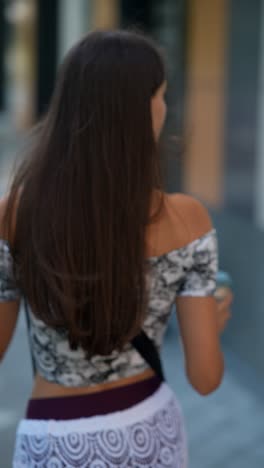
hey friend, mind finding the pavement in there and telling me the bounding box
[0,114,264,467]
[164,318,264,468]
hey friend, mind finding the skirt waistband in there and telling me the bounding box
[19,383,176,436]
[26,375,162,421]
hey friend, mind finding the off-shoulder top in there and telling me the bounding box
[0,230,217,387]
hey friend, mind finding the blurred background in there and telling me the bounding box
[1,0,264,467]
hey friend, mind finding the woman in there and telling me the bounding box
[0,30,231,467]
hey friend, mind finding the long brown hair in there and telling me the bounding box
[5,30,165,355]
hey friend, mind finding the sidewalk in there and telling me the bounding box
[164,320,264,468]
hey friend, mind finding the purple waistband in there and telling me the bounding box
[26,375,161,420]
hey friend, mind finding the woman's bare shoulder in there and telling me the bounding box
[146,193,213,257]
[165,193,213,244]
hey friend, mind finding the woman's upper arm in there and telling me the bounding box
[0,301,20,360]
[0,196,21,360]
[172,194,224,394]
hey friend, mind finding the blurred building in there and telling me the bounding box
[1,0,263,216]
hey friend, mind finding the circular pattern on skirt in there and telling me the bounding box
[96,429,130,464]
[157,400,181,446]
[22,433,53,464]
[55,432,94,466]
[129,422,159,465]
[46,456,64,468]
[13,443,30,468]
[160,446,176,466]
[90,461,108,468]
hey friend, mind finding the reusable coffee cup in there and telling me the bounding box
[215,271,232,302]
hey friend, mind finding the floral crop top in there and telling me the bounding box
[0,230,217,387]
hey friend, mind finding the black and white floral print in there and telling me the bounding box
[0,240,20,301]
[0,230,217,387]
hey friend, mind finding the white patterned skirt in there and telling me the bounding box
[13,383,188,467]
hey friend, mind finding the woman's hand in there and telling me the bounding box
[216,290,233,334]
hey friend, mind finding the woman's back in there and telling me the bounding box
[0,192,217,393]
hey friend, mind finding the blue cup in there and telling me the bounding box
[215,271,232,302]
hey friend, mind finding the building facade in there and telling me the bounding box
[2,0,264,226]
